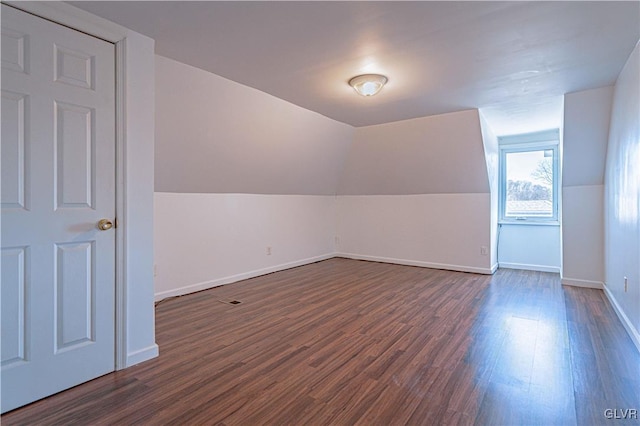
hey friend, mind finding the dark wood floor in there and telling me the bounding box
[3,258,639,425]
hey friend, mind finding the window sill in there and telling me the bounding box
[499,220,560,227]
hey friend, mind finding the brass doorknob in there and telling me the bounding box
[97,219,113,231]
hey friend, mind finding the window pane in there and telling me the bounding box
[505,150,553,218]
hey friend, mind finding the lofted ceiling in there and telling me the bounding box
[70,1,639,133]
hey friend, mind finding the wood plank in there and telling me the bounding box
[2,259,638,425]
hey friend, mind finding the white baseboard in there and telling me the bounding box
[154,253,335,301]
[490,263,499,274]
[336,252,495,275]
[603,284,640,354]
[561,277,603,289]
[498,262,561,273]
[125,344,159,368]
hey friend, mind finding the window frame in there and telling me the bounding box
[498,140,560,224]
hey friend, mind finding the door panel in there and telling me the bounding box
[1,27,29,74]
[1,90,28,210]
[1,246,28,367]
[54,100,96,209]
[1,4,116,413]
[54,241,95,351]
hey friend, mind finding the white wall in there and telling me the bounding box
[498,224,561,273]
[336,110,494,274]
[154,55,352,300]
[154,79,498,296]
[154,193,336,300]
[562,186,604,286]
[337,194,493,274]
[562,86,613,288]
[120,31,159,366]
[604,41,640,350]
[479,111,499,269]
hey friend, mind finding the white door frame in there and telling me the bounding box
[5,1,159,370]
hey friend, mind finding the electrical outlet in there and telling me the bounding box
[480,246,488,256]
[624,276,628,292]
[153,264,158,277]
[266,246,272,256]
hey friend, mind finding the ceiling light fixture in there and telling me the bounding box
[349,74,388,97]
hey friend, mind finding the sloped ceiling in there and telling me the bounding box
[70,1,639,133]
[563,86,614,187]
[339,110,489,195]
[154,56,354,195]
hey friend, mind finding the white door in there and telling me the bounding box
[1,4,116,413]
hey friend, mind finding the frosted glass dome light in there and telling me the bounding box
[349,74,388,96]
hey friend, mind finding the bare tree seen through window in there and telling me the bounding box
[505,150,554,218]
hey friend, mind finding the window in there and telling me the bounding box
[499,139,559,223]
